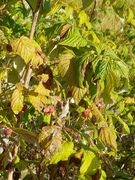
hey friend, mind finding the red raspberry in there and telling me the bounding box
[82,110,89,117]
[5,128,12,136]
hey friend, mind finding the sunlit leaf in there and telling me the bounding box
[50,141,75,164]
[34,82,50,96]
[29,91,50,112]
[80,150,99,176]
[11,36,35,64]
[127,8,134,23]
[59,27,87,48]
[79,11,91,30]
[11,87,24,114]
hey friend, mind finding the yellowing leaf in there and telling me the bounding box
[80,150,99,176]
[11,88,24,114]
[99,125,117,152]
[39,126,62,159]
[34,82,50,96]
[29,92,50,112]
[37,74,49,83]
[50,141,75,164]
[124,97,135,104]
[79,11,91,30]
[71,86,87,104]
[11,36,35,64]
[131,19,135,26]
[31,53,43,68]
[127,8,134,23]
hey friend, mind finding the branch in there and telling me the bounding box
[24,0,43,88]
[7,143,19,180]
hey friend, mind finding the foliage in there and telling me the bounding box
[0,0,135,179]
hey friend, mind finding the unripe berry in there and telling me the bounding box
[82,109,89,117]
[22,105,27,112]
[5,128,12,136]
[6,44,12,52]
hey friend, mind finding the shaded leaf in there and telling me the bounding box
[13,128,39,145]
[82,0,94,9]
[99,124,117,152]
[50,141,75,164]
[39,126,62,159]
[71,86,87,104]
[80,150,99,176]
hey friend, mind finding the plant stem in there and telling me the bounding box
[7,143,19,180]
[24,0,43,88]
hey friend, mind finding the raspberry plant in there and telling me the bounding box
[0,0,135,179]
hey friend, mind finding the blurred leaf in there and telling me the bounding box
[39,126,62,159]
[99,124,117,152]
[13,128,39,145]
[59,27,87,48]
[127,8,134,23]
[11,36,36,64]
[80,150,99,176]
[26,0,37,11]
[79,11,91,30]
[50,141,75,164]
[114,115,130,134]
[82,0,94,9]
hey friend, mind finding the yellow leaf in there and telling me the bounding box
[99,125,117,152]
[11,36,35,64]
[131,19,135,26]
[124,97,135,104]
[127,8,134,23]
[29,92,50,112]
[11,89,24,114]
[31,53,43,68]
[34,82,50,96]
[79,10,91,30]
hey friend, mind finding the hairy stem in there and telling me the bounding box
[24,0,43,88]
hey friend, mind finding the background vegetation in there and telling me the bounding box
[0,0,135,179]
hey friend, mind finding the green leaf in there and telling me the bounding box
[11,36,36,64]
[104,69,120,94]
[26,0,37,11]
[113,59,129,78]
[92,56,111,80]
[80,150,99,176]
[11,84,24,114]
[13,128,39,145]
[50,141,75,164]
[82,0,94,9]
[59,27,87,48]
[114,115,130,134]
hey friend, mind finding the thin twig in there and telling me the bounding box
[24,0,43,88]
